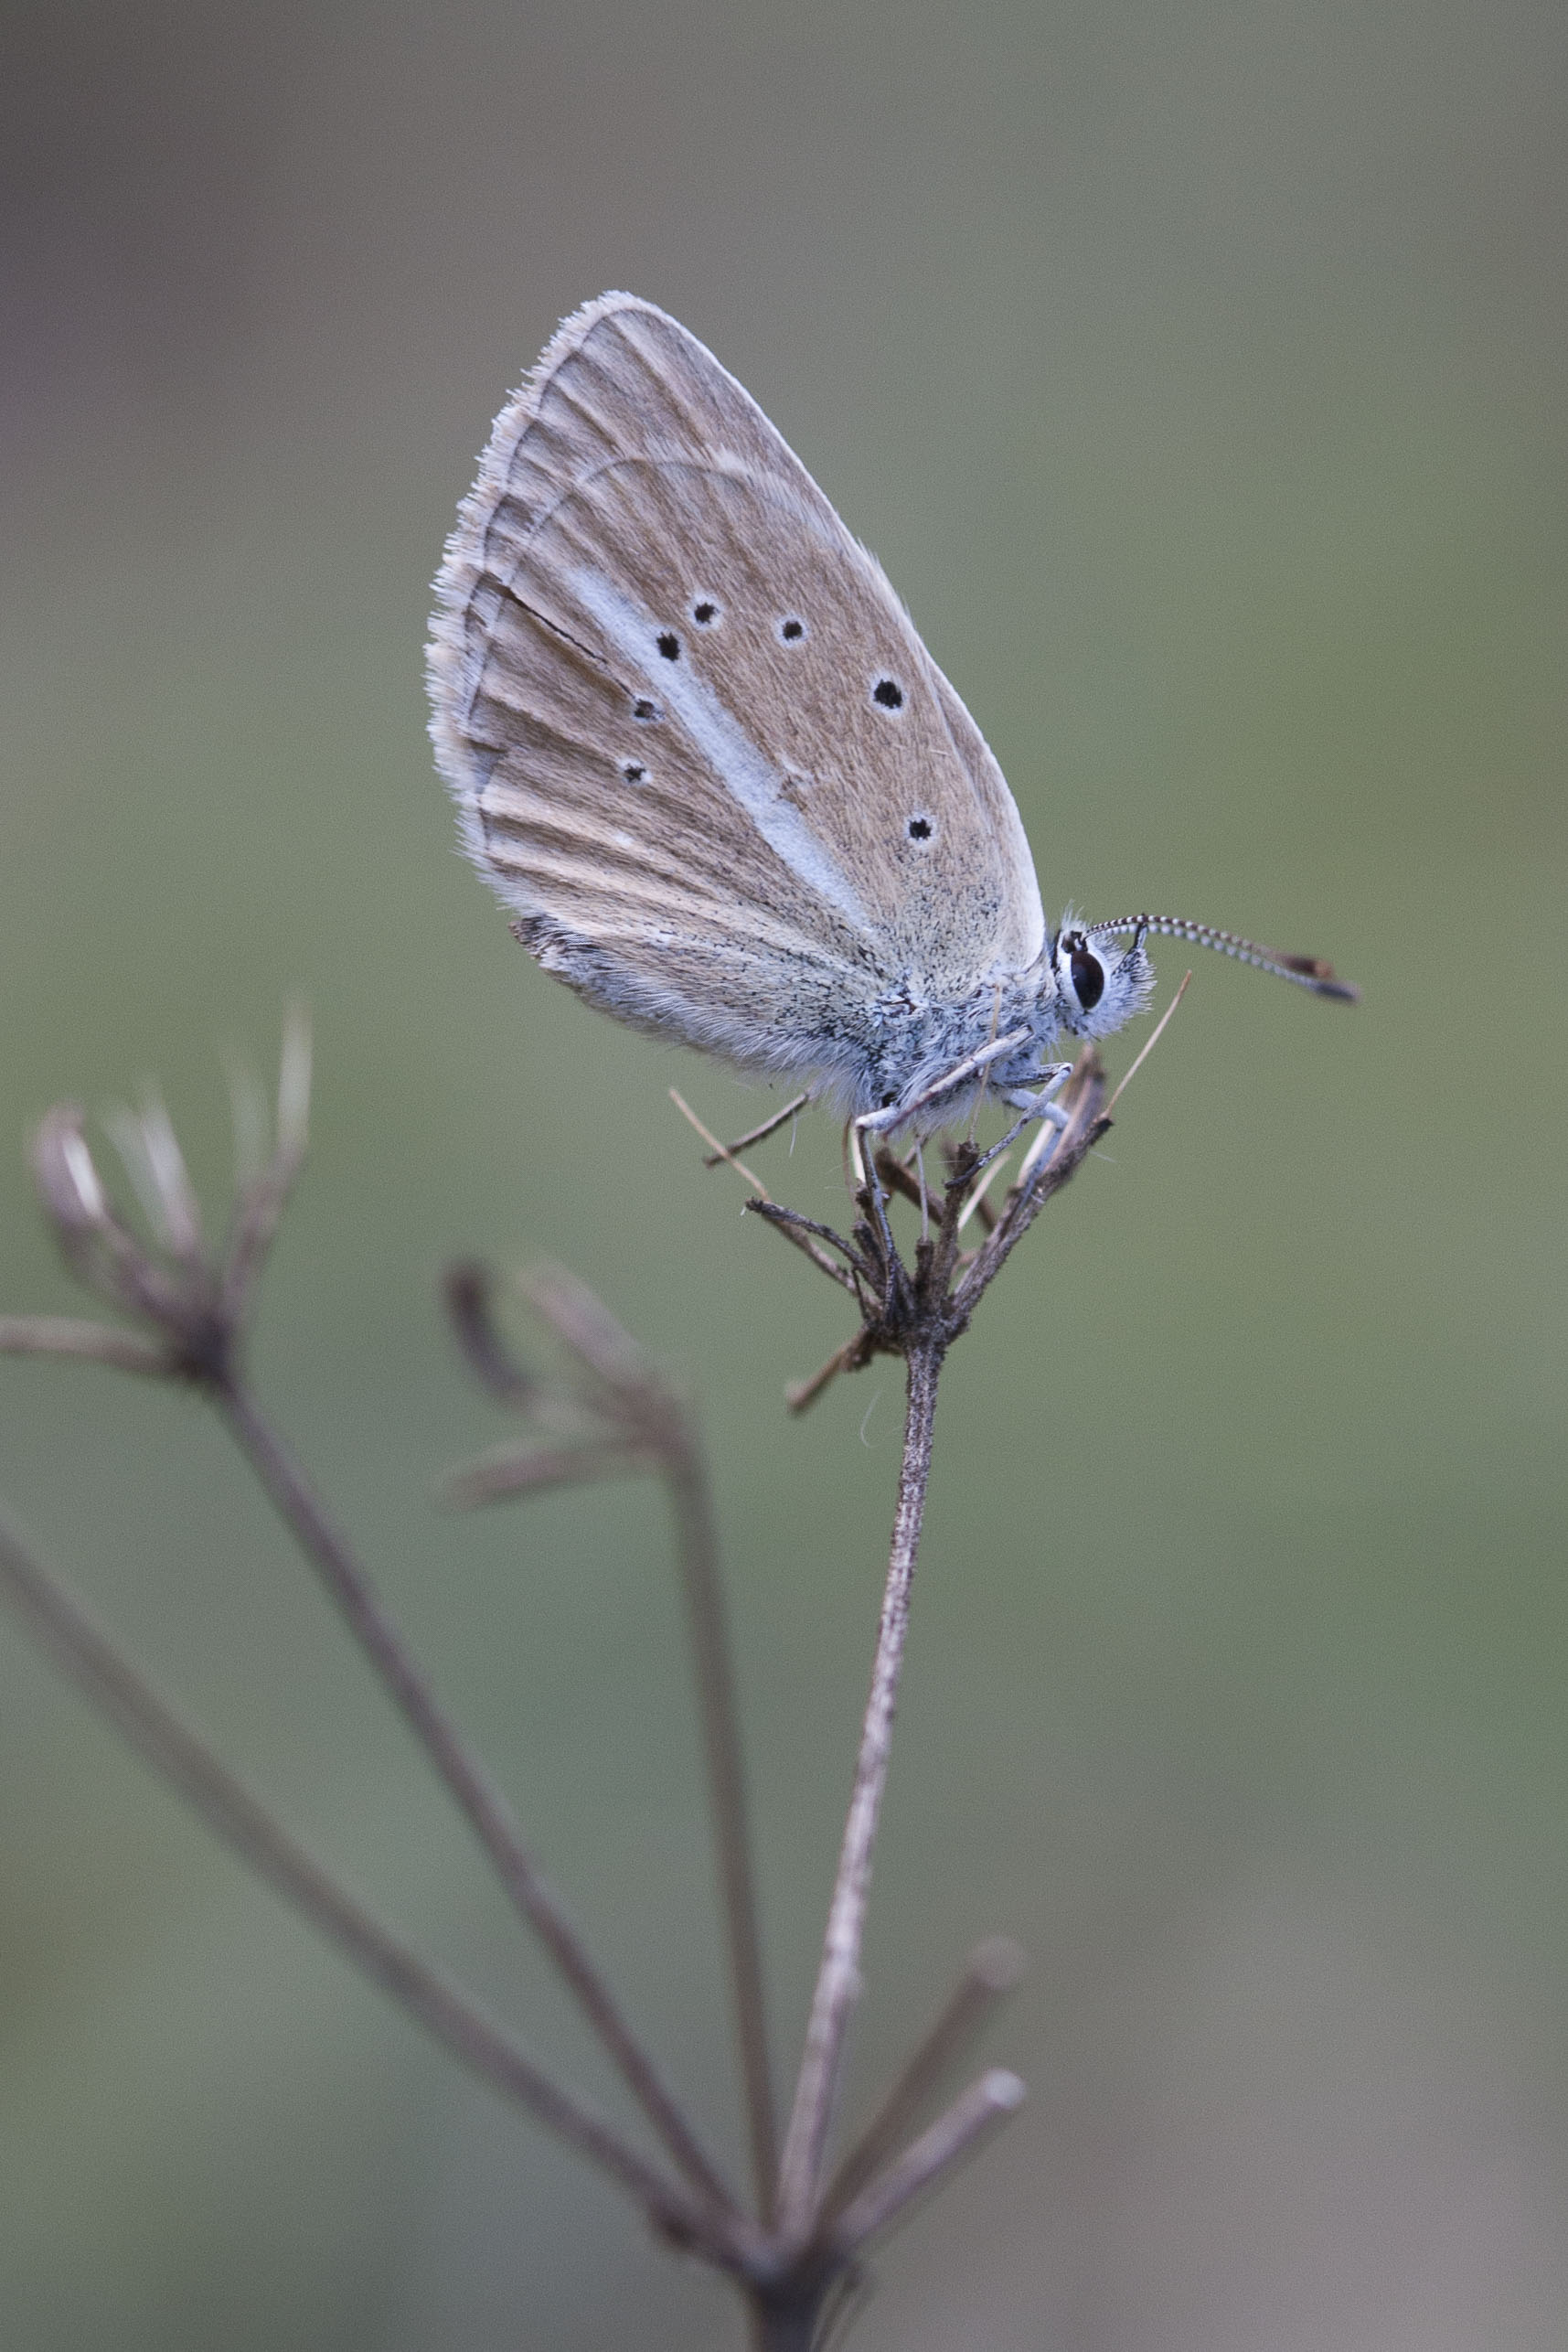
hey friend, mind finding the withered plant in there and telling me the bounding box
[0,1014,1139,2349]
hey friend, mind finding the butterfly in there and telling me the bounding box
[427,294,1352,1140]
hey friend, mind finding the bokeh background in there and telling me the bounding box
[2,3,1564,2345]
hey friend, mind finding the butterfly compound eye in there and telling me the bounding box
[1069,941,1105,1010]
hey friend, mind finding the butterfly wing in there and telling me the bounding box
[428,293,1045,1087]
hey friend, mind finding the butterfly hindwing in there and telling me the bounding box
[428,294,1045,1076]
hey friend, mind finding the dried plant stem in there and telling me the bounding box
[827,2067,1026,2252]
[0,1316,169,1375]
[1105,968,1192,1115]
[443,1258,777,2218]
[816,1934,1025,2231]
[0,1511,732,2264]
[775,1338,944,2241]
[669,1089,851,1291]
[664,1438,779,2218]
[784,1338,863,1417]
[702,1092,810,1165]
[215,1375,736,2220]
[950,1058,1111,1319]
[5,1035,1131,2342]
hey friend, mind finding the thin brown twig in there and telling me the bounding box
[746,1202,866,1293]
[702,1092,810,1166]
[663,1437,780,2220]
[0,1315,170,1376]
[827,2069,1026,2255]
[668,1088,773,1196]
[954,1152,1007,1235]
[218,1008,311,1319]
[522,1267,779,2216]
[1105,968,1192,1117]
[815,1935,1026,2233]
[443,1261,537,1404]
[445,1262,778,2220]
[444,1439,657,1508]
[747,1069,1111,2264]
[520,1263,659,1395]
[870,1150,925,1215]
[784,1338,864,1417]
[670,1091,852,1291]
[775,1337,945,2242]
[216,1374,738,2220]
[0,1509,740,2268]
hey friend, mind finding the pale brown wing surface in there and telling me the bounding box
[428,294,1045,1076]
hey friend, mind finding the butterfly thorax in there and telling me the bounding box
[853,927,1155,1132]
[853,970,1038,1125]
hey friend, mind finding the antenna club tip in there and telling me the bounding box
[1284,958,1360,1002]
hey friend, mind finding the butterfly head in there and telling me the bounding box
[1049,916,1156,1041]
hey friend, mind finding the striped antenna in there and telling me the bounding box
[1089,914,1360,1002]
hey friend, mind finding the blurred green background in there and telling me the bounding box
[2,2,1564,2344]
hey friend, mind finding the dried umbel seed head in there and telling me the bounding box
[18,1017,314,1385]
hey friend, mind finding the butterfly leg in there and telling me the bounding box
[965,1068,1068,1180]
[999,1066,1072,1122]
[986,1066,1074,1183]
[965,1108,1038,1179]
[1003,1066,1087,1185]
[854,1027,1033,1142]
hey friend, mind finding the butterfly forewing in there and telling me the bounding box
[429,294,1045,1079]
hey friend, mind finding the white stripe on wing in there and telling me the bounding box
[570,567,871,935]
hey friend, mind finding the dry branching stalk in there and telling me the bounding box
[0,1021,1125,2350]
[0,1030,744,2250]
[443,1256,778,2220]
[738,1046,1111,1417]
